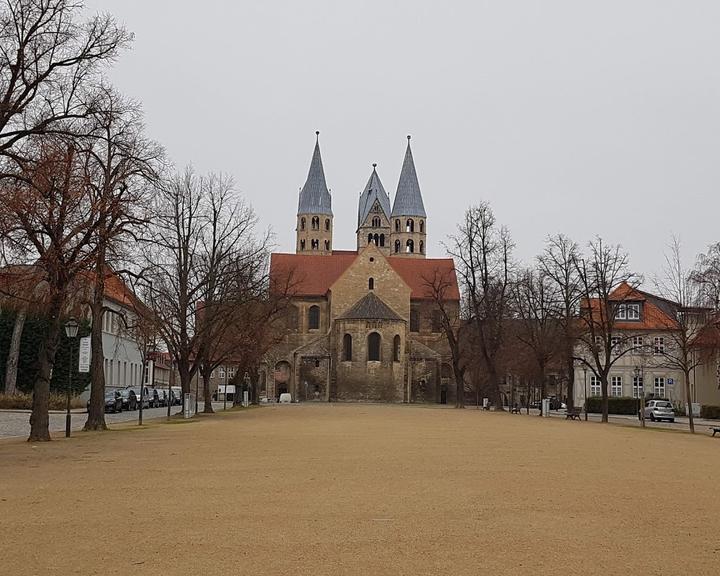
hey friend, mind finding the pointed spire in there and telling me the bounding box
[297,131,332,215]
[357,163,391,227]
[391,135,426,217]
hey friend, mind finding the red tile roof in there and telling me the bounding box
[270,251,460,300]
[582,282,679,331]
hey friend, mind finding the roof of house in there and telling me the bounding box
[269,251,460,301]
[338,292,403,321]
[357,165,391,227]
[297,133,332,216]
[391,136,426,218]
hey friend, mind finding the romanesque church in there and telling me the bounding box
[263,133,460,403]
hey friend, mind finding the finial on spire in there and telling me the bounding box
[372,163,377,169]
[407,134,411,141]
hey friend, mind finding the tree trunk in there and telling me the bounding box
[565,355,575,410]
[684,369,695,434]
[202,370,214,413]
[4,307,26,395]
[487,365,504,410]
[28,297,63,442]
[85,259,107,431]
[600,376,609,423]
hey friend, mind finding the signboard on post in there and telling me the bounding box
[78,336,91,373]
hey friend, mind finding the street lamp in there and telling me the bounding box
[64,318,79,438]
[583,366,588,421]
[243,371,251,407]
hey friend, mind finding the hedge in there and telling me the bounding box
[586,396,639,415]
[700,405,720,420]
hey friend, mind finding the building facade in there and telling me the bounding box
[262,134,460,403]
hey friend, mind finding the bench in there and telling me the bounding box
[510,405,521,414]
[711,427,720,437]
[566,407,582,420]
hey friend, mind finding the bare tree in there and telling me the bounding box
[690,242,720,310]
[0,138,101,440]
[512,268,563,409]
[423,269,466,408]
[653,237,713,434]
[575,237,640,422]
[80,86,162,431]
[447,203,514,409]
[538,234,582,408]
[0,0,131,167]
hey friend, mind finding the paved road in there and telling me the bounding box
[0,402,228,439]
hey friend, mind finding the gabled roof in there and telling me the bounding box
[297,132,332,216]
[391,136,426,218]
[357,165,391,227]
[269,251,460,301]
[338,292,403,321]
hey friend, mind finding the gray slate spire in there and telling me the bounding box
[357,164,392,227]
[297,132,332,215]
[391,136,426,217]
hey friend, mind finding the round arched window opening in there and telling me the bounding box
[369,278,374,290]
[367,332,381,361]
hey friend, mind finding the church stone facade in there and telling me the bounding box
[262,133,460,404]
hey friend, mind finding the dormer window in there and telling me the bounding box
[615,303,640,321]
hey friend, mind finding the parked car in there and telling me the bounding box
[644,400,675,422]
[119,388,138,411]
[170,386,183,406]
[86,390,123,413]
[128,386,150,409]
[154,388,168,408]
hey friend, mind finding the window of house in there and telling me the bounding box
[594,335,603,347]
[611,336,622,348]
[367,332,381,361]
[325,219,330,231]
[654,377,666,397]
[406,219,414,232]
[627,304,640,320]
[368,278,374,290]
[410,309,420,332]
[219,368,225,379]
[308,305,320,330]
[615,304,627,320]
[393,335,401,362]
[654,337,665,355]
[431,310,443,333]
[632,335,644,348]
[343,334,352,361]
[228,367,235,379]
[394,240,400,253]
[611,376,623,397]
[406,239,414,253]
[632,376,643,398]
[590,375,601,396]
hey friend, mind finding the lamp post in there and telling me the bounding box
[64,318,79,438]
[243,371,250,407]
[583,366,588,421]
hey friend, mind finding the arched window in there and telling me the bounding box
[312,217,319,230]
[324,240,329,251]
[343,334,352,361]
[393,335,401,362]
[367,332,381,361]
[311,239,319,250]
[372,217,381,227]
[395,219,401,232]
[325,218,330,231]
[419,240,424,254]
[368,233,373,245]
[301,217,306,230]
[373,233,379,246]
[379,234,385,247]
[419,220,424,233]
[406,219,414,232]
[406,239,414,253]
[308,305,320,330]
[369,277,374,290]
[300,239,306,251]
[394,240,400,253]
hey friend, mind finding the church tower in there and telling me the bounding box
[390,136,427,259]
[296,131,333,255]
[356,164,392,255]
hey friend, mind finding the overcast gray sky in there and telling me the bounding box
[86,0,720,280]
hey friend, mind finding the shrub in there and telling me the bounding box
[0,393,85,411]
[586,396,639,415]
[700,405,720,420]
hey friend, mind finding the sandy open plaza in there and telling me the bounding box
[2,404,719,575]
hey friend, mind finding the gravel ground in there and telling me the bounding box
[2,403,719,576]
[0,402,227,438]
